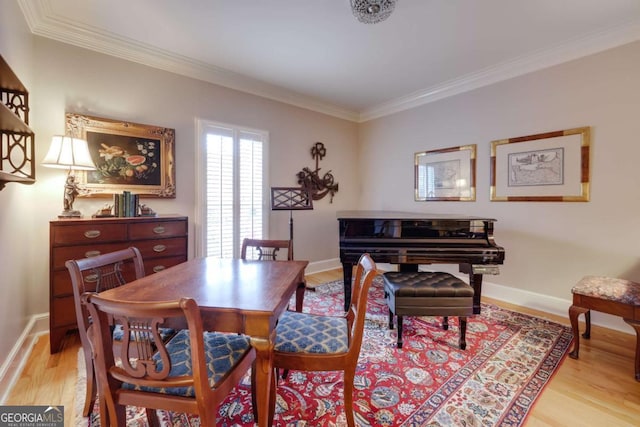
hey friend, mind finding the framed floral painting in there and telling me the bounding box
[65,113,176,197]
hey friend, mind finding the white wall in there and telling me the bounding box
[0,0,37,368]
[28,37,360,318]
[0,4,359,365]
[359,41,640,317]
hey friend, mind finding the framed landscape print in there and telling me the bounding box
[66,113,176,198]
[415,144,476,201]
[490,127,590,201]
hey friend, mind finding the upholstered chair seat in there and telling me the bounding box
[275,311,349,354]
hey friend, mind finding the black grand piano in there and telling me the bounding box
[338,211,505,312]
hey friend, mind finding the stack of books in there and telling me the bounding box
[113,191,139,217]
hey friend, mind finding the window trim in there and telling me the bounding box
[194,118,269,258]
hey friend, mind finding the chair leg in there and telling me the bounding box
[268,366,277,425]
[343,367,356,427]
[623,318,640,381]
[442,316,449,331]
[568,305,590,359]
[397,315,404,349]
[82,350,96,416]
[146,408,160,427]
[388,308,394,330]
[459,316,467,350]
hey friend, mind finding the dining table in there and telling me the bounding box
[97,256,309,427]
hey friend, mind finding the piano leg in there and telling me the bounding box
[459,264,483,314]
[342,262,354,311]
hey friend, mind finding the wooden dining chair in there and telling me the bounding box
[269,253,377,427]
[66,247,176,417]
[83,293,256,427]
[241,238,306,312]
[65,247,146,417]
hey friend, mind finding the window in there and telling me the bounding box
[196,120,268,258]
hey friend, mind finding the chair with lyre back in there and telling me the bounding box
[66,247,177,417]
[83,293,256,427]
[269,253,377,427]
[241,238,306,312]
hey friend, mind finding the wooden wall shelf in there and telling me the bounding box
[0,55,35,191]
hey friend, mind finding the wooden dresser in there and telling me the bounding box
[49,215,188,353]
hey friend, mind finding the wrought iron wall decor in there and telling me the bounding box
[297,142,339,203]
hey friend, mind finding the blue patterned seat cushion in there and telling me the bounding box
[275,311,348,354]
[121,330,251,397]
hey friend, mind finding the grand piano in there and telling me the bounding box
[338,211,505,312]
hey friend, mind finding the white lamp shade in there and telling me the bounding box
[42,135,96,170]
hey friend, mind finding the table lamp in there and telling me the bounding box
[42,135,96,218]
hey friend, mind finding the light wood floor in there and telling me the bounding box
[6,269,640,426]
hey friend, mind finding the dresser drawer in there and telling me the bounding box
[52,262,139,297]
[52,242,130,270]
[129,220,187,240]
[52,223,128,245]
[144,256,187,275]
[136,237,187,259]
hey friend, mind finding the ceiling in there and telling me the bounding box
[17,0,640,122]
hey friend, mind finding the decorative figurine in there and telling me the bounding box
[59,175,82,218]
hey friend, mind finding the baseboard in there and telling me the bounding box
[0,313,49,404]
[306,257,342,274]
[376,262,634,335]
[481,277,633,335]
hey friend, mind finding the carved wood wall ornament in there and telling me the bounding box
[296,142,339,203]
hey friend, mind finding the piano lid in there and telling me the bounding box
[337,210,497,222]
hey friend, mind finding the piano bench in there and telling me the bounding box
[382,271,474,350]
[568,276,640,381]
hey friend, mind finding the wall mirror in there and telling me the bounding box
[415,144,476,201]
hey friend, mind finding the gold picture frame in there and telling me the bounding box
[66,113,175,198]
[415,144,476,201]
[490,127,590,202]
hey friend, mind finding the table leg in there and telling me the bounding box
[250,334,275,426]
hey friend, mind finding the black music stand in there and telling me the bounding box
[271,187,313,258]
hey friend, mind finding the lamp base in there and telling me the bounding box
[58,209,82,219]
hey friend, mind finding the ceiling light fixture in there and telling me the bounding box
[350,0,396,24]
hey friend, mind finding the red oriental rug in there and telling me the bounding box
[79,276,572,426]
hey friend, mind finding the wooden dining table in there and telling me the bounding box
[97,256,308,427]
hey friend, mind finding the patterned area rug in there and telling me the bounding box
[78,276,572,426]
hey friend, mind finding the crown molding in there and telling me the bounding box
[359,18,640,122]
[17,0,360,122]
[18,1,640,124]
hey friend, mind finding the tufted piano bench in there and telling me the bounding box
[382,271,474,350]
[569,275,640,381]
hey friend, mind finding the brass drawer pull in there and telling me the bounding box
[153,226,166,234]
[153,265,166,273]
[85,273,98,283]
[153,244,167,253]
[85,250,101,258]
[84,230,101,239]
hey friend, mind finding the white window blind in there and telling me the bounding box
[197,121,267,258]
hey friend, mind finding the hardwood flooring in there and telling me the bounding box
[5,269,640,426]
